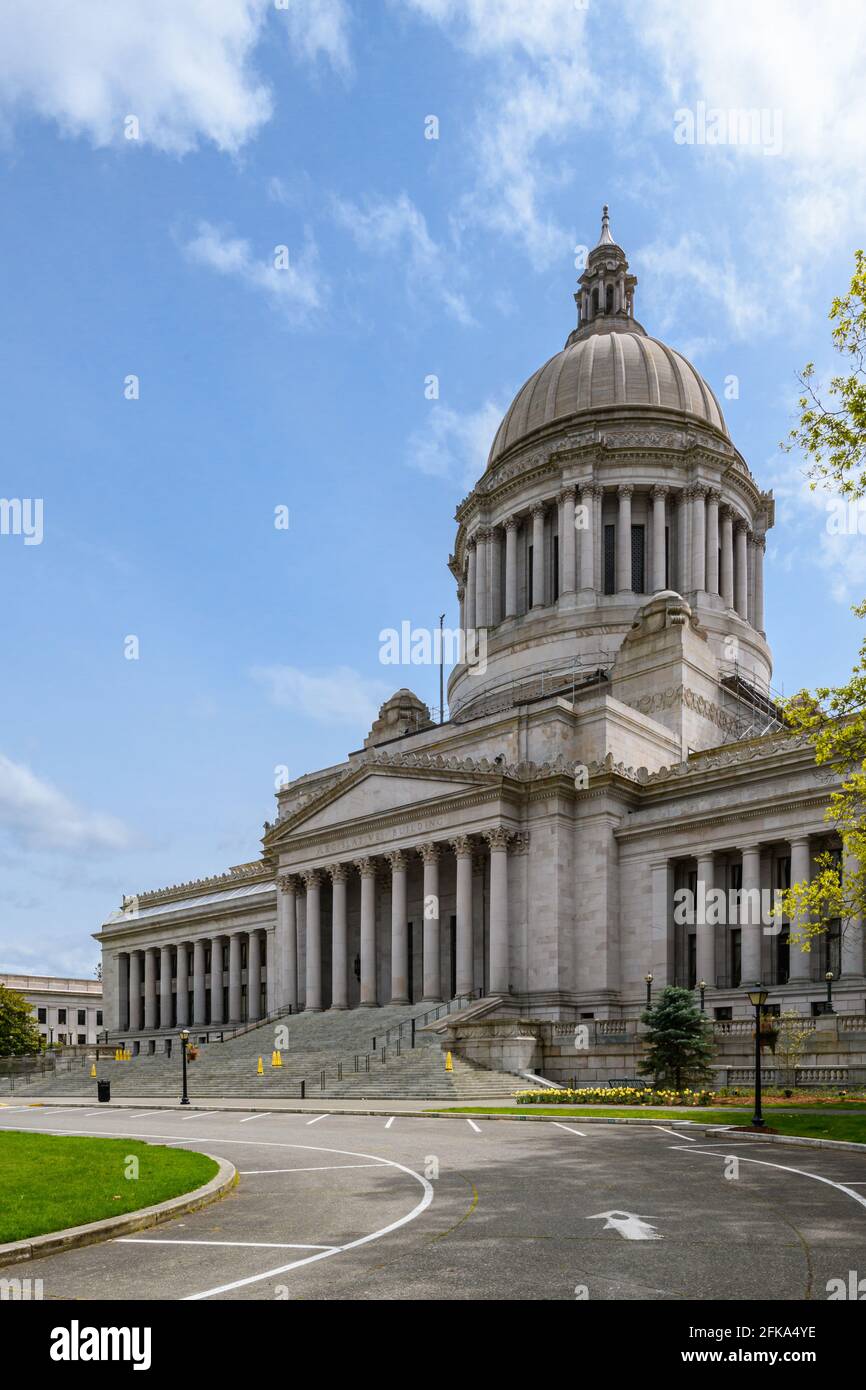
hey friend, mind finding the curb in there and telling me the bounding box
[0,1151,237,1269]
[694,1126,866,1153]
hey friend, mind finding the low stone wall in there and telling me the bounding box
[441,1013,866,1087]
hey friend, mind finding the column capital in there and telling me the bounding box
[354,855,377,878]
[466,533,477,552]
[617,483,634,498]
[385,848,408,871]
[278,873,301,894]
[503,514,519,532]
[451,835,475,858]
[456,583,465,601]
[650,483,669,500]
[733,514,749,534]
[719,501,735,521]
[476,524,494,542]
[483,826,512,851]
[419,842,441,865]
[530,500,547,519]
[327,862,349,883]
[557,484,576,503]
[689,481,709,499]
[755,534,766,552]
[706,487,722,505]
[302,868,323,890]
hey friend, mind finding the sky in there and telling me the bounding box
[0,0,864,978]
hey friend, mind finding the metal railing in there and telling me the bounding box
[103,1004,294,1049]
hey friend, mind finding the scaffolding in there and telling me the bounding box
[717,661,786,744]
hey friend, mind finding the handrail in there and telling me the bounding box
[103,1004,294,1048]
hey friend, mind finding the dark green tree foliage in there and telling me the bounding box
[0,985,43,1056]
[638,986,714,1090]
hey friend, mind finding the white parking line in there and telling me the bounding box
[655,1125,696,1141]
[385,1117,395,1129]
[306,1114,328,1126]
[552,1122,586,1137]
[238,1113,272,1123]
[127,1112,165,1120]
[466,1118,481,1133]
[671,1145,866,1213]
[117,1238,336,1250]
[239,1163,385,1175]
[179,1111,217,1120]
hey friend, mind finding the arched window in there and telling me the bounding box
[591,287,599,316]
[605,284,614,314]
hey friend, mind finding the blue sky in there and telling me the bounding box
[0,0,864,977]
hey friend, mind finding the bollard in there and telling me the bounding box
[300,1079,305,1099]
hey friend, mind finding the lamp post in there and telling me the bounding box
[698,980,706,1013]
[747,989,769,1128]
[825,971,835,1014]
[644,973,654,1009]
[179,1028,190,1106]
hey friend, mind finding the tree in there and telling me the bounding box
[0,985,43,1056]
[773,252,866,968]
[638,986,714,1090]
[774,1010,814,1086]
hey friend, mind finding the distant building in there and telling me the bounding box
[0,974,103,1046]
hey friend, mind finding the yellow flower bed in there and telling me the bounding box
[514,1086,715,1107]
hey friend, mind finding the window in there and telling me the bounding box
[77,1034,86,1045]
[77,1009,86,1025]
[730,928,742,988]
[552,535,560,601]
[603,524,616,594]
[714,1007,732,1021]
[687,933,697,989]
[527,543,534,607]
[96,1011,103,1026]
[38,1007,46,1023]
[605,284,614,314]
[58,1009,67,1024]
[631,524,645,592]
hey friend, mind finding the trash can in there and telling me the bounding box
[97,1079,111,1103]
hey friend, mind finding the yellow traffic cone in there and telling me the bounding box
[270,1050,277,1067]
[445,1051,453,1072]
[90,1063,96,1078]
[275,1050,283,1068]
[257,1056,264,1076]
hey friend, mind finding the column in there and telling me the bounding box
[695,853,716,987]
[420,843,442,1002]
[144,948,158,1030]
[210,937,224,1024]
[356,857,378,1007]
[477,528,490,627]
[578,483,595,592]
[489,526,502,624]
[754,536,765,633]
[452,836,474,997]
[842,847,866,977]
[176,943,189,1028]
[616,484,633,593]
[457,583,465,635]
[705,490,720,595]
[228,934,243,1022]
[734,519,749,619]
[651,860,674,985]
[247,931,262,1022]
[676,489,690,593]
[486,828,511,995]
[159,946,172,1030]
[465,536,476,633]
[504,517,518,617]
[115,953,130,1032]
[329,864,349,1009]
[193,940,206,1025]
[787,836,812,982]
[651,485,667,591]
[303,870,323,1011]
[720,505,734,607]
[388,850,409,1004]
[691,484,707,592]
[739,845,763,986]
[560,487,576,595]
[531,503,545,608]
[278,875,299,1012]
[129,950,142,1031]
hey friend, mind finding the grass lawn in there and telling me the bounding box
[0,1131,219,1244]
[434,1107,866,1143]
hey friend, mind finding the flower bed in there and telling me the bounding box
[514,1086,715,1106]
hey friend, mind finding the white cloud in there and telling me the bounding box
[334,193,473,324]
[251,664,389,728]
[185,221,326,323]
[638,232,768,342]
[407,399,507,489]
[0,753,133,852]
[279,0,352,75]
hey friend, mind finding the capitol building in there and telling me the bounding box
[97,209,865,1051]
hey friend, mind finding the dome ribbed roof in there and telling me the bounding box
[488,325,728,466]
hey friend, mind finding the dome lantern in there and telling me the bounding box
[574,204,638,333]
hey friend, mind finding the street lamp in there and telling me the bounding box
[825,971,835,1014]
[644,973,654,1008]
[698,980,707,1013]
[179,1028,190,1107]
[747,989,769,1128]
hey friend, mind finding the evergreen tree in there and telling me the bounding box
[638,986,714,1090]
[0,985,43,1056]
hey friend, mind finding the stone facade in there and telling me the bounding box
[1,973,104,1046]
[95,209,865,1046]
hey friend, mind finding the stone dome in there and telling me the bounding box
[488,323,728,466]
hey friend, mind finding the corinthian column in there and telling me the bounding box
[560,487,576,595]
[160,945,172,1030]
[705,490,720,595]
[387,850,409,1004]
[475,527,489,628]
[465,537,476,633]
[355,857,378,1007]
[192,940,206,1026]
[228,933,243,1023]
[420,843,442,1002]
[578,483,595,592]
[531,503,545,608]
[328,864,349,1009]
[739,845,763,986]
[787,837,812,982]
[651,485,667,591]
[690,484,707,592]
[129,950,143,1031]
[144,948,158,1030]
[277,874,299,1013]
[720,505,734,607]
[247,931,262,1022]
[485,828,511,996]
[303,870,323,1012]
[616,484,633,593]
[754,535,766,633]
[176,943,189,1028]
[210,938,224,1024]
[452,836,474,998]
[504,516,518,617]
[734,519,749,619]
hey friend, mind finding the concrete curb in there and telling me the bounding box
[0,1151,236,1269]
[695,1126,866,1153]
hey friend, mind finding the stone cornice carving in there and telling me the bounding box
[327,863,349,883]
[302,869,322,890]
[419,842,440,864]
[354,856,377,878]
[629,684,740,736]
[128,859,271,912]
[484,826,513,850]
[278,873,301,895]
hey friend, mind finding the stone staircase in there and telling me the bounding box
[8,1002,523,1102]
